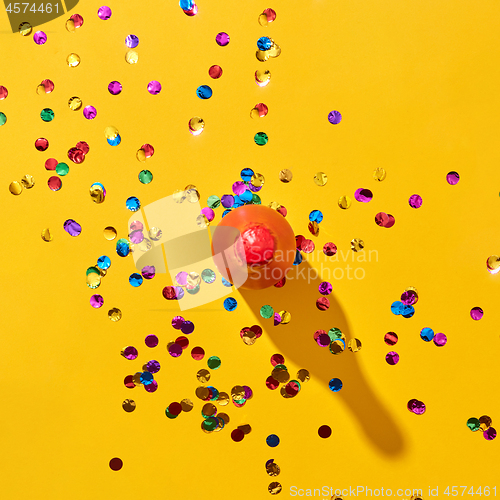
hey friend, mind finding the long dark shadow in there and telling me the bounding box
[240,260,405,457]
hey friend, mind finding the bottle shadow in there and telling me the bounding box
[239,260,406,457]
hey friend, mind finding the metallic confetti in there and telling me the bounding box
[98,6,112,20]
[209,65,223,79]
[329,378,343,392]
[470,307,483,320]
[41,228,52,242]
[373,167,386,181]
[63,219,82,236]
[351,238,364,252]
[215,32,230,46]
[409,194,423,208]
[108,308,122,321]
[386,351,399,365]
[446,171,460,185]
[338,195,351,209]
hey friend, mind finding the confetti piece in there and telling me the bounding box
[328,378,343,392]
[215,32,230,46]
[109,458,123,471]
[386,351,399,365]
[470,307,483,320]
[209,65,222,79]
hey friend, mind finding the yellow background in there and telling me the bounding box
[2,0,500,498]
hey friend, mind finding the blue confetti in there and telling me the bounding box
[257,36,272,51]
[391,301,404,315]
[129,273,143,287]
[140,371,154,385]
[97,255,111,270]
[239,189,253,203]
[107,134,121,146]
[222,209,231,218]
[401,305,415,318]
[196,85,213,99]
[266,434,280,447]
[221,277,233,287]
[224,297,238,311]
[126,196,141,212]
[309,210,324,223]
[329,378,343,392]
[420,327,434,342]
[240,168,254,181]
[116,238,130,257]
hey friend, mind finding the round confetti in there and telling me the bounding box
[19,22,32,36]
[108,308,122,321]
[223,297,237,311]
[138,170,153,184]
[121,346,138,360]
[0,86,7,100]
[33,31,47,45]
[266,434,280,447]
[484,428,497,440]
[351,238,364,252]
[189,117,205,135]
[318,425,332,438]
[323,242,337,256]
[254,132,268,146]
[467,417,481,431]
[104,226,117,240]
[328,110,342,124]
[409,194,423,208]
[109,458,123,471]
[231,429,244,442]
[318,282,332,295]
[433,332,447,347]
[35,138,49,151]
[373,167,386,181]
[68,97,82,111]
[108,81,122,95]
[316,297,330,311]
[98,6,112,19]
[55,163,69,176]
[420,327,434,342]
[47,176,62,191]
[470,307,483,320]
[191,347,205,360]
[384,332,398,346]
[83,106,97,119]
[354,188,373,202]
[209,65,223,79]
[196,85,212,99]
[125,34,139,48]
[126,197,140,212]
[385,351,399,365]
[125,50,138,64]
[66,53,81,67]
[216,32,230,46]
[40,108,54,122]
[207,356,221,370]
[328,378,343,392]
[90,295,103,308]
[9,181,22,195]
[447,171,460,185]
[129,273,143,287]
[148,81,162,95]
[314,172,328,186]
